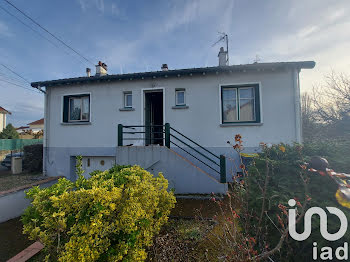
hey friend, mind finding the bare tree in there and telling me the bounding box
[301,92,319,140]
[311,72,350,137]
[312,72,350,122]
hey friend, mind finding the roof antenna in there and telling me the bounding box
[212,32,229,65]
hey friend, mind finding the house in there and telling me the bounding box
[0,106,11,133]
[16,126,30,133]
[31,48,315,194]
[28,118,44,133]
[16,119,44,136]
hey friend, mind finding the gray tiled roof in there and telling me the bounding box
[31,61,315,88]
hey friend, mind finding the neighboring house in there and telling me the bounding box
[16,126,30,133]
[28,118,44,133]
[0,106,11,133]
[31,49,315,194]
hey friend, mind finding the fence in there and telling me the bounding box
[0,139,43,151]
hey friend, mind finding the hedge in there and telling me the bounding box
[21,164,176,261]
[23,143,43,172]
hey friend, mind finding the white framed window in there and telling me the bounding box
[124,92,132,108]
[175,89,186,106]
[63,94,90,123]
[221,84,260,123]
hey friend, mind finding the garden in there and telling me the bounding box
[0,133,346,262]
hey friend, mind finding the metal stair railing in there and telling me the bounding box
[117,123,226,183]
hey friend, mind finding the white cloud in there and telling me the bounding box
[96,0,236,72]
[0,21,13,37]
[77,0,87,12]
[297,25,319,39]
[244,1,350,92]
[111,3,121,16]
[0,86,43,127]
[96,0,104,13]
[163,1,200,32]
[162,0,234,33]
[77,0,105,13]
[327,8,346,23]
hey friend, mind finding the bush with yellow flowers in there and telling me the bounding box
[21,163,176,262]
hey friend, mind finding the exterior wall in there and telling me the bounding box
[81,156,116,178]
[116,146,227,194]
[0,178,59,223]
[44,69,299,178]
[0,113,5,132]
[29,124,44,133]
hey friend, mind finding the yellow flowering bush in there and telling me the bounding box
[22,165,176,262]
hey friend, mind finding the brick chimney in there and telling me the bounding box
[86,68,91,77]
[95,61,108,76]
[161,64,168,71]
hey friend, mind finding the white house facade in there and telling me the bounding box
[28,118,44,133]
[0,106,11,132]
[31,55,315,194]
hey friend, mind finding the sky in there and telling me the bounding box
[0,0,349,127]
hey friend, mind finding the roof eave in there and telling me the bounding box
[31,61,316,88]
[0,110,11,115]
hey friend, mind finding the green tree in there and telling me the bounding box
[0,124,19,139]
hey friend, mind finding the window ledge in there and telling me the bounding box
[220,122,263,127]
[172,105,189,109]
[61,122,91,126]
[119,108,135,111]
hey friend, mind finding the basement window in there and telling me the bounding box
[221,84,260,124]
[63,94,90,123]
[124,92,132,108]
[175,89,186,106]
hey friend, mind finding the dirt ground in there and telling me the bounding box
[0,217,34,262]
[0,166,44,192]
[170,197,224,218]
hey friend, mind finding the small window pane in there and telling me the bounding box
[222,89,236,100]
[125,93,132,107]
[176,91,185,105]
[223,100,237,122]
[239,88,254,99]
[240,99,255,121]
[69,98,81,120]
[82,97,89,120]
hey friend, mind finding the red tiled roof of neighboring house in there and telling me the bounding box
[28,118,44,125]
[0,106,11,114]
[16,126,29,130]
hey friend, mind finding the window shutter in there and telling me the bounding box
[63,96,69,122]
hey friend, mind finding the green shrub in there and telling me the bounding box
[22,165,176,262]
[245,143,350,261]
[23,144,43,172]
